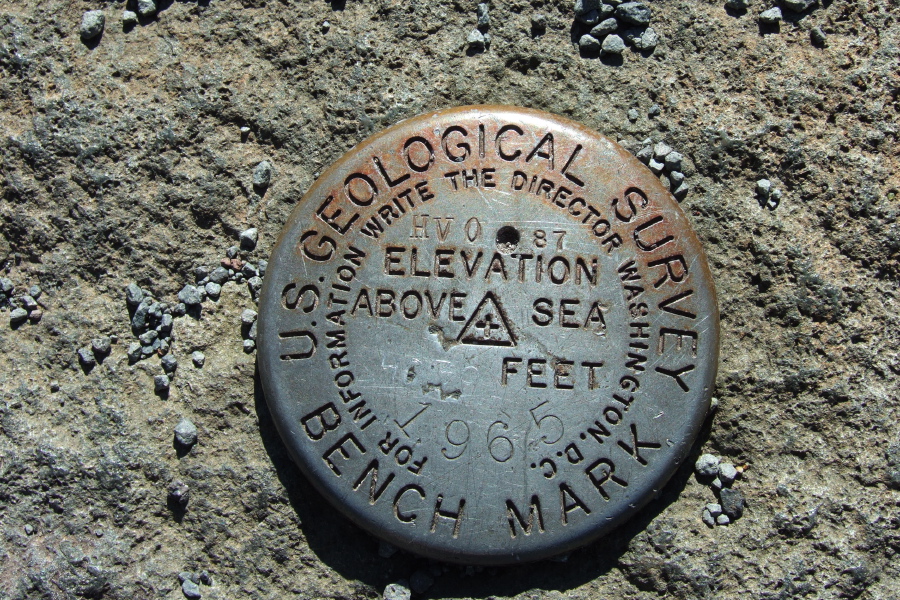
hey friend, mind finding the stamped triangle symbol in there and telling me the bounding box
[457,292,517,347]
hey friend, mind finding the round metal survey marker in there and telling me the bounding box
[258,106,719,565]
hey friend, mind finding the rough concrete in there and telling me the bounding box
[0,1,898,599]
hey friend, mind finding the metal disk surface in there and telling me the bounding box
[258,106,719,565]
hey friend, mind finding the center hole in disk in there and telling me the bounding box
[495,226,520,253]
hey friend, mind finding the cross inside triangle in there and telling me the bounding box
[457,292,517,347]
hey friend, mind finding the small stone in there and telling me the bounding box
[174,418,197,447]
[477,3,490,28]
[648,158,664,174]
[653,142,672,159]
[770,188,782,203]
[720,488,745,519]
[706,503,723,517]
[92,337,111,355]
[194,266,210,282]
[615,2,651,25]
[253,161,273,188]
[590,17,619,38]
[77,347,96,367]
[248,321,258,341]
[27,309,42,322]
[24,524,34,535]
[257,260,268,276]
[0,278,13,294]
[241,309,258,326]
[149,302,162,320]
[383,582,412,600]
[125,283,144,307]
[199,571,212,585]
[716,514,731,525]
[579,34,602,52]
[50,381,60,392]
[137,0,157,18]
[601,33,625,54]
[783,0,816,11]
[531,13,547,31]
[810,26,826,45]
[759,7,782,23]
[672,181,689,199]
[695,453,720,478]
[178,572,197,584]
[182,579,201,599]
[410,571,434,594]
[168,480,189,505]
[158,313,174,333]
[209,267,229,285]
[240,228,259,251]
[154,374,170,394]
[756,179,772,199]
[226,246,239,259]
[191,351,206,368]
[240,125,252,135]
[172,303,186,317]
[701,508,715,527]
[248,276,263,296]
[635,27,658,50]
[127,342,142,361]
[20,295,37,311]
[123,10,138,26]
[28,285,42,299]
[80,10,105,40]
[574,0,601,17]
[726,0,750,9]
[627,108,639,122]
[241,263,257,279]
[205,282,222,300]
[138,330,158,345]
[178,285,202,306]
[719,463,738,486]
[161,355,178,374]
[664,151,683,171]
[711,477,723,491]
[10,307,28,325]
[467,28,486,49]
[669,171,685,187]
[242,339,256,353]
[648,104,661,117]
[636,146,653,162]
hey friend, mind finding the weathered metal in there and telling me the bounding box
[258,106,719,564]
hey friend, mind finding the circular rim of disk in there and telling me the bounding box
[258,105,719,565]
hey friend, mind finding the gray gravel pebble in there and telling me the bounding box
[80,10,105,40]
[178,285,202,306]
[10,307,28,325]
[239,228,258,250]
[28,285,41,299]
[161,355,178,374]
[719,463,738,486]
[226,246,239,259]
[243,339,256,352]
[467,28,486,49]
[531,13,547,31]
[672,181,689,199]
[168,480,189,506]
[209,267,229,285]
[241,263,257,279]
[648,158,664,174]
[810,26,826,45]
[125,283,143,306]
[138,330,158,345]
[383,582,412,600]
[756,178,772,197]
[636,146,653,162]
[669,171,685,187]
[759,7,782,23]
[92,337,111,355]
[648,104,660,117]
[716,514,731,525]
[726,0,750,9]
[615,2,651,25]
[253,161,273,188]
[701,508,715,527]
[695,453,720,478]
[154,374,170,393]
[477,3,490,28]
[174,418,197,447]
[601,33,625,54]
[591,17,619,38]
[77,347,95,367]
[627,108,639,122]
[257,260,267,276]
[241,309,258,325]
[783,0,816,11]
[653,141,673,159]
[21,295,37,311]
[123,10,137,26]
[137,0,157,18]
[191,351,206,367]
[664,151,683,171]
[182,579,201,598]
[579,34,602,52]
[205,282,222,300]
[199,571,212,585]
[248,276,263,297]
[706,503,723,517]
[0,278,13,295]
[720,488,745,519]
[178,572,197,584]
[127,343,142,361]
[158,313,173,333]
